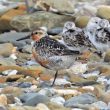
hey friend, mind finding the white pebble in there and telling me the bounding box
[50,78,71,86]
[50,96,65,105]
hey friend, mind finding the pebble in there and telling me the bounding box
[91,101,108,109]
[2,70,18,76]
[19,93,50,106]
[17,82,32,88]
[35,103,50,110]
[0,94,7,105]
[50,78,71,86]
[64,93,97,107]
[50,96,65,105]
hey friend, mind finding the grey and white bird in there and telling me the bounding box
[85,17,110,53]
[62,21,96,53]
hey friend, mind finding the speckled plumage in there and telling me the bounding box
[86,17,110,52]
[32,36,80,71]
[62,21,95,52]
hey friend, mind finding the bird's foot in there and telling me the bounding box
[94,51,102,58]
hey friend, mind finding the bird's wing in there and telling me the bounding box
[35,36,80,57]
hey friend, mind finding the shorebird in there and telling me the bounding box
[85,17,110,53]
[62,21,96,53]
[17,28,80,86]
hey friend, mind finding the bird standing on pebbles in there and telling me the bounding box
[17,28,80,86]
[85,17,110,53]
[62,21,96,53]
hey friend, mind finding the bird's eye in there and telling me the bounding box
[95,21,98,23]
[35,32,38,34]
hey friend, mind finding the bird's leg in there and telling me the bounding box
[94,51,103,58]
[25,0,30,13]
[51,70,58,87]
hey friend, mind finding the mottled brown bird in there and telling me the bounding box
[17,28,80,86]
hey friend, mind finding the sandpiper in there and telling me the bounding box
[17,28,80,86]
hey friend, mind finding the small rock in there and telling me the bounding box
[53,89,81,96]
[2,70,18,76]
[36,103,50,110]
[7,94,15,104]
[38,88,55,97]
[19,93,50,106]
[50,78,71,86]
[47,27,63,35]
[47,102,71,110]
[75,16,90,28]
[50,96,65,105]
[11,11,74,31]
[91,101,108,109]
[0,8,25,31]
[97,5,110,19]
[22,44,32,54]
[64,93,97,107]
[17,82,32,88]
[101,91,110,104]
[0,105,7,110]
[1,86,22,97]
[66,63,88,74]
[0,43,14,57]
[0,32,30,47]
[35,0,74,14]
[8,106,25,110]
[6,75,24,82]
[0,94,7,105]
[0,57,16,66]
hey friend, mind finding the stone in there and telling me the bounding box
[66,63,88,74]
[1,86,23,97]
[53,89,81,96]
[0,57,16,66]
[0,77,7,83]
[97,5,110,19]
[7,94,15,104]
[50,96,65,105]
[0,43,14,57]
[0,94,7,105]
[0,8,25,31]
[35,0,74,14]
[6,75,24,82]
[64,93,97,107]
[0,0,21,16]
[100,91,110,104]
[38,88,55,97]
[47,27,63,35]
[104,49,110,62]
[0,32,30,47]
[19,93,50,106]
[68,73,97,86]
[35,103,50,110]
[98,65,110,76]
[91,101,108,109]
[22,44,32,54]
[75,16,90,28]
[50,78,71,86]
[2,70,18,76]
[10,11,74,31]
[17,82,32,88]
[8,106,25,110]
[47,102,71,110]
[0,105,7,110]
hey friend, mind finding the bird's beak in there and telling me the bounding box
[16,35,30,41]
